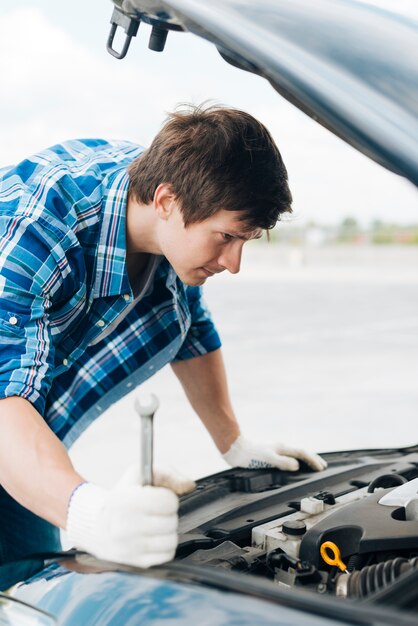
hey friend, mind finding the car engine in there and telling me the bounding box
[253,477,418,598]
[178,449,418,606]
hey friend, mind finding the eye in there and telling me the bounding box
[221,233,233,242]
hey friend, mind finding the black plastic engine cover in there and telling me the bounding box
[299,488,418,568]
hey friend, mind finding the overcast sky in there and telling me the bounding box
[0,0,416,226]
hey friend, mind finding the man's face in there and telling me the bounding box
[158,203,262,286]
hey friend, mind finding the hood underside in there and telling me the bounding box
[112,0,418,187]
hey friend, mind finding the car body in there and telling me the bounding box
[1,1,417,625]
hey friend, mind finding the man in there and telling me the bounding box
[0,105,326,571]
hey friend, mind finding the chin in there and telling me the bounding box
[183,276,206,287]
[174,268,207,287]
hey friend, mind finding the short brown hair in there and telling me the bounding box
[128,103,292,230]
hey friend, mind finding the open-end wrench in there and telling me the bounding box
[134,393,159,486]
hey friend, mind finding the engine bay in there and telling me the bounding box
[177,446,418,610]
[4,445,418,626]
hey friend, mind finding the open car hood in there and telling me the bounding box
[110,0,418,187]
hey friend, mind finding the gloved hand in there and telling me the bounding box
[222,435,327,472]
[66,464,196,568]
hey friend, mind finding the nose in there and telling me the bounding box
[218,242,243,274]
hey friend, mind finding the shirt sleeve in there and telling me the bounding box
[0,215,59,415]
[173,286,222,361]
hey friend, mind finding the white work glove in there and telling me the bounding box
[66,464,196,569]
[222,435,327,472]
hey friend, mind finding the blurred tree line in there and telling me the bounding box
[267,217,418,245]
[338,218,418,244]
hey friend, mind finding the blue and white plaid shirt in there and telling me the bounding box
[0,139,221,445]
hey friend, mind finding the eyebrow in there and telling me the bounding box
[233,231,263,241]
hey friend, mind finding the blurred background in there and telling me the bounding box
[1,1,417,488]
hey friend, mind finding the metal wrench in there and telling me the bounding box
[134,393,159,486]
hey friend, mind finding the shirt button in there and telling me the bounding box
[8,316,18,325]
[97,320,105,327]
[123,294,130,301]
[63,358,68,366]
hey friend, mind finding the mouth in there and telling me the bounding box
[201,267,215,277]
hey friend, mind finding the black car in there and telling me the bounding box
[1,1,417,625]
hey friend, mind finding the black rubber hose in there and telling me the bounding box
[346,557,418,597]
[367,473,407,493]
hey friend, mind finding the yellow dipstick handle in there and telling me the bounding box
[320,541,349,574]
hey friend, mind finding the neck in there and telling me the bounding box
[125,193,161,255]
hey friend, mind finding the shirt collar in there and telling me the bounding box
[93,166,132,299]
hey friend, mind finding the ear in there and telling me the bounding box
[153,183,177,221]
